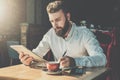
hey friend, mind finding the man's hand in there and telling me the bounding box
[19,52,34,66]
[59,56,76,68]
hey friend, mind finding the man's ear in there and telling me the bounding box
[66,12,71,21]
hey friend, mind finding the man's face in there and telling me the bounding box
[48,9,70,37]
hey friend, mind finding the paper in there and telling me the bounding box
[10,45,47,62]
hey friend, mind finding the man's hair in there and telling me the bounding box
[46,0,69,13]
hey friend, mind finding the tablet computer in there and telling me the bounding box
[10,45,47,62]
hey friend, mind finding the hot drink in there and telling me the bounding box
[46,61,60,72]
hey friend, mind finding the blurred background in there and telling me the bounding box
[0,0,120,80]
[0,0,120,67]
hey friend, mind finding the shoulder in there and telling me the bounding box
[75,26,93,35]
[45,28,53,35]
[44,28,56,38]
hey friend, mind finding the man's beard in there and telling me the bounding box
[55,19,70,37]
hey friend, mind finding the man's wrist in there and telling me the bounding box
[70,57,76,67]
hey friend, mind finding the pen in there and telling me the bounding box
[58,50,67,63]
[62,50,67,57]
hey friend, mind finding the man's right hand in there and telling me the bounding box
[19,52,34,66]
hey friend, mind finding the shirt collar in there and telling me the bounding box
[65,22,76,40]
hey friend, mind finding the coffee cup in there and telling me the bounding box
[46,61,60,72]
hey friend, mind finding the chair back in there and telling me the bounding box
[6,41,19,59]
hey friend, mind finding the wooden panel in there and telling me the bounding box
[25,24,49,50]
[0,64,109,80]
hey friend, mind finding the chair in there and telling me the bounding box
[94,27,120,80]
[6,41,21,65]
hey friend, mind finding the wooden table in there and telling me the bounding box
[0,64,108,80]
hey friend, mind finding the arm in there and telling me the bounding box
[19,32,51,66]
[75,30,107,67]
[32,33,50,57]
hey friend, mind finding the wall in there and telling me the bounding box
[0,0,26,40]
[0,0,27,67]
[26,0,35,24]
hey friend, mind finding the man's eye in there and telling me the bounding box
[56,19,61,22]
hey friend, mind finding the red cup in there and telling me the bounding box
[46,61,60,72]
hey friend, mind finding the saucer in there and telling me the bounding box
[42,68,62,75]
